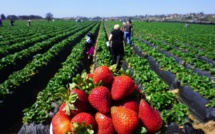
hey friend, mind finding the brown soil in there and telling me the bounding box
[89,27,101,73]
[193,121,215,134]
[189,114,215,134]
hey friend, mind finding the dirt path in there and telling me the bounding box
[89,27,101,73]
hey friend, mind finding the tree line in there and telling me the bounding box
[0,12,53,20]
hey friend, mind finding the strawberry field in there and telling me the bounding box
[0,20,215,134]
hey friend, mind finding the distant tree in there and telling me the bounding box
[18,15,29,20]
[93,16,102,21]
[46,12,53,21]
[7,15,18,20]
[1,14,6,19]
[199,12,204,16]
[18,15,43,20]
[29,15,43,19]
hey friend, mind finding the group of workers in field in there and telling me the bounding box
[0,18,31,27]
[85,19,133,70]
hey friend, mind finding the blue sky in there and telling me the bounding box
[0,0,214,18]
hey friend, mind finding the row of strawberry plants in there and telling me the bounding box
[132,38,215,108]
[136,36,215,76]
[0,22,93,83]
[149,36,215,62]
[133,22,215,60]
[0,21,86,58]
[21,22,100,124]
[134,22,215,52]
[0,22,37,44]
[0,32,38,47]
[0,20,75,45]
[0,22,97,99]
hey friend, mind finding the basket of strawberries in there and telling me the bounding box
[50,65,163,134]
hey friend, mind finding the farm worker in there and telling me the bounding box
[0,18,2,27]
[123,19,133,45]
[185,22,189,28]
[28,19,31,27]
[121,21,126,32]
[108,24,124,70]
[10,19,15,26]
[85,32,95,62]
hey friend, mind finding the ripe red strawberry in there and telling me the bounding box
[52,112,71,134]
[139,99,163,133]
[111,106,139,134]
[88,86,111,114]
[71,112,96,133]
[111,75,135,101]
[95,112,116,134]
[118,98,139,113]
[93,65,113,86]
[70,89,91,115]
[58,102,72,118]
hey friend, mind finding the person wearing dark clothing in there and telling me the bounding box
[10,19,15,26]
[0,18,2,27]
[85,32,95,61]
[108,24,124,69]
[123,19,133,45]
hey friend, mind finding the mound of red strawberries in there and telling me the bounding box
[51,65,163,134]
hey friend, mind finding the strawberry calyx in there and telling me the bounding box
[70,71,95,94]
[108,64,118,73]
[109,64,126,76]
[62,92,78,115]
[118,68,134,78]
[72,122,94,134]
